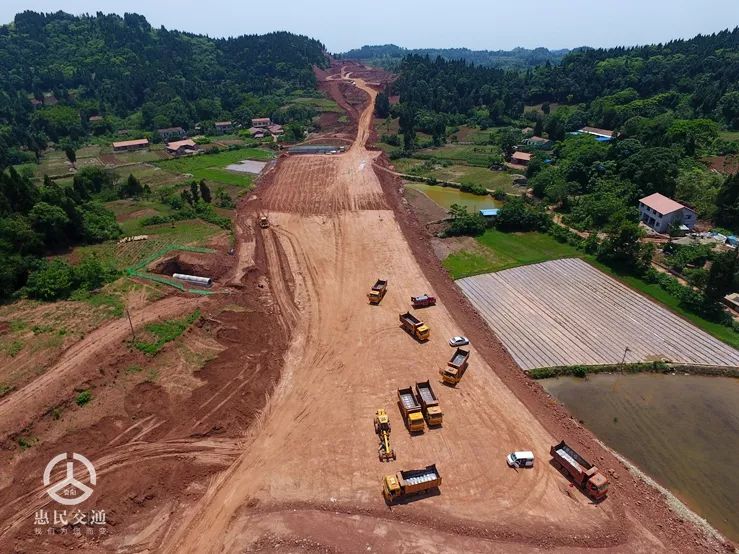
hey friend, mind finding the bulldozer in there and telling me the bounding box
[374,408,396,462]
[259,215,269,228]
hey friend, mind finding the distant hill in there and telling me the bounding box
[337,44,572,68]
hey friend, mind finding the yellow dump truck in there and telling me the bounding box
[382,464,442,503]
[367,279,388,305]
[399,311,430,341]
[374,408,396,462]
[439,347,470,386]
[415,380,443,426]
[397,387,425,433]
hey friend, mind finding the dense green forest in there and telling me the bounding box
[0,11,328,302]
[339,44,570,69]
[392,28,739,129]
[0,11,327,166]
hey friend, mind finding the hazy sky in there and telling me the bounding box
[2,0,738,52]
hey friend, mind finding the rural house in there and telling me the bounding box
[166,139,199,156]
[523,136,552,148]
[511,151,532,166]
[112,138,149,152]
[577,126,615,141]
[214,121,233,134]
[638,193,696,234]
[251,117,272,128]
[157,126,186,140]
[267,124,284,136]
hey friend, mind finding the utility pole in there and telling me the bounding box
[620,346,630,366]
[126,308,135,340]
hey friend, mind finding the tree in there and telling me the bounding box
[533,118,543,137]
[64,146,76,167]
[189,182,200,204]
[120,174,144,198]
[375,90,391,118]
[496,197,550,231]
[714,173,739,232]
[199,180,212,203]
[499,129,518,160]
[446,204,487,236]
[666,119,719,156]
[618,147,679,197]
[24,259,76,300]
[718,91,739,130]
[704,250,739,301]
[596,219,652,273]
[28,202,71,247]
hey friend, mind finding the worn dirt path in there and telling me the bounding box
[153,74,673,552]
[0,294,206,439]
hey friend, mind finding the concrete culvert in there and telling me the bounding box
[173,273,212,287]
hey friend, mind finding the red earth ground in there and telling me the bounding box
[0,62,732,553]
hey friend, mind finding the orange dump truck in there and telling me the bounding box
[382,464,441,503]
[397,387,425,433]
[439,348,470,385]
[550,440,609,500]
[399,311,430,341]
[415,380,442,426]
[368,279,388,305]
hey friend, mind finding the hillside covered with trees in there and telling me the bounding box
[0,10,329,302]
[0,10,328,167]
[339,44,570,69]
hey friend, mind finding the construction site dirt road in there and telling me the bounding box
[0,62,728,553]
[155,66,723,553]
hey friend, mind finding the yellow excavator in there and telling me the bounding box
[374,408,396,462]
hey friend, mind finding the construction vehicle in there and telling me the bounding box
[411,294,436,308]
[382,464,441,503]
[374,408,396,462]
[550,440,609,500]
[439,348,470,386]
[368,279,388,305]
[399,311,430,341]
[415,380,443,426]
[397,387,425,433]
[259,215,269,228]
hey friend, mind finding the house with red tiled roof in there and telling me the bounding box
[112,138,149,152]
[511,151,532,165]
[638,193,696,234]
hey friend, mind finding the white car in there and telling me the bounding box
[506,451,535,468]
[448,336,469,347]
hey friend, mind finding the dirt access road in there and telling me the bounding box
[156,70,679,553]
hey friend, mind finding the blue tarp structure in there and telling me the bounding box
[480,209,500,217]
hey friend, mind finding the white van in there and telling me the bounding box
[506,451,535,468]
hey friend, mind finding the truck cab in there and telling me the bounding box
[382,474,402,501]
[586,472,609,498]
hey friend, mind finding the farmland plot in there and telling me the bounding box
[458,258,739,369]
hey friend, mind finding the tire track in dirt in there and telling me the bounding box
[0,294,206,442]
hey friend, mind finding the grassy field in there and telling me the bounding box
[719,130,739,142]
[443,230,739,349]
[155,148,273,187]
[414,144,501,167]
[72,219,225,270]
[443,230,584,278]
[398,160,519,192]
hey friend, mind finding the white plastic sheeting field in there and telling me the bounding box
[458,258,739,370]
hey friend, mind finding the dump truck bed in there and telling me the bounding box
[449,348,470,368]
[371,280,387,292]
[400,312,422,326]
[399,464,441,491]
[416,382,437,405]
[553,441,593,471]
[398,389,420,410]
